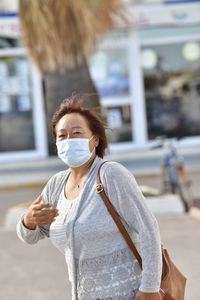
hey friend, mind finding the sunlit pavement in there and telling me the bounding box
[0,214,199,300]
[0,147,200,190]
[0,149,199,300]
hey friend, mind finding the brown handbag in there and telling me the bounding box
[97,162,187,300]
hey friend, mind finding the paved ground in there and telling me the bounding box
[0,182,200,300]
[0,148,199,299]
[0,146,200,189]
[1,171,200,228]
[0,214,199,300]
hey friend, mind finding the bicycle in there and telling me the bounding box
[153,136,193,212]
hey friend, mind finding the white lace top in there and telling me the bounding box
[50,187,80,256]
[50,187,142,299]
[17,157,162,300]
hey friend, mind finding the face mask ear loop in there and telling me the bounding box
[89,135,96,154]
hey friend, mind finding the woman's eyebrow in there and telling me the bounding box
[57,126,82,132]
[72,126,83,129]
[57,129,66,132]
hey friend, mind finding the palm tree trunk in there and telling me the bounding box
[43,59,100,154]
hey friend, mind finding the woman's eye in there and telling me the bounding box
[73,131,81,135]
[58,134,66,138]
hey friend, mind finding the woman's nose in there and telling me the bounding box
[66,133,73,139]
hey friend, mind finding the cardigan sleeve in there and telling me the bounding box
[16,180,52,244]
[101,161,162,293]
[16,170,69,245]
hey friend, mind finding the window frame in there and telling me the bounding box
[0,47,48,162]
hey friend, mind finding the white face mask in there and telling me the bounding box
[56,136,95,168]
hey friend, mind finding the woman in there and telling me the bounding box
[17,95,163,300]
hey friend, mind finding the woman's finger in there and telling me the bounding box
[37,209,58,218]
[33,194,43,204]
[37,216,57,226]
[34,203,52,210]
[30,209,58,220]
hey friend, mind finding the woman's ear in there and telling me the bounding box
[94,136,99,147]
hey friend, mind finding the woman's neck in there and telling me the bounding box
[69,155,96,182]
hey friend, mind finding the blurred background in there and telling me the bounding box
[0,1,200,300]
[0,0,200,161]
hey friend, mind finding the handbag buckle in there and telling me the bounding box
[96,184,103,193]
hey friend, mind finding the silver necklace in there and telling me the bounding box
[72,181,81,189]
[69,173,81,189]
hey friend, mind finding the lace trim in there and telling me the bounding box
[77,248,142,300]
[95,288,138,300]
[80,288,139,300]
[78,247,138,274]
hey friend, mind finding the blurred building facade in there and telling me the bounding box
[0,0,200,162]
[0,0,48,162]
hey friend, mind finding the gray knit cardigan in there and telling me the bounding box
[17,156,162,300]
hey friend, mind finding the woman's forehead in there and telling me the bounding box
[57,113,89,131]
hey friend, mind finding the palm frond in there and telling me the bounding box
[19,0,126,74]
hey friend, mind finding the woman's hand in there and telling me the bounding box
[23,195,59,230]
[135,290,162,300]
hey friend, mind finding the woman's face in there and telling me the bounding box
[55,112,98,152]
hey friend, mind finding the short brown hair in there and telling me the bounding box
[52,94,108,158]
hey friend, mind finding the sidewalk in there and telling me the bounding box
[1,150,200,300]
[1,147,200,230]
[0,146,200,190]
[1,214,200,300]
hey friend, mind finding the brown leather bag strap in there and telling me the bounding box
[96,161,142,269]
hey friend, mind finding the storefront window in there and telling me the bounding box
[103,105,132,143]
[89,48,130,98]
[0,56,35,152]
[0,37,18,48]
[141,41,200,140]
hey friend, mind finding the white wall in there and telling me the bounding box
[0,0,18,12]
